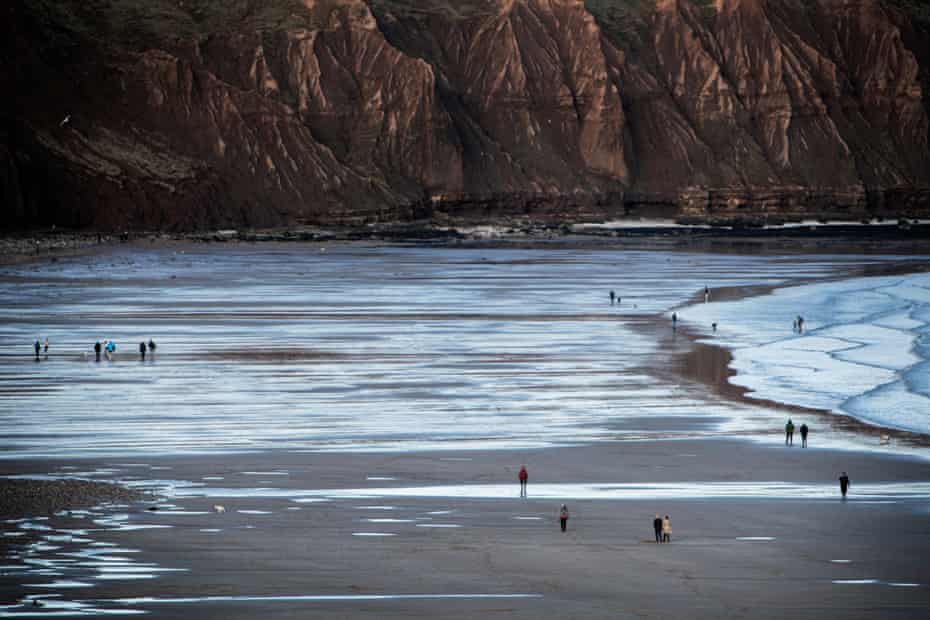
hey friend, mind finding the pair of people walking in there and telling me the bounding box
[33,338,49,360]
[653,514,672,543]
[785,419,810,447]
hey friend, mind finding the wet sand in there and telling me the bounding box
[2,444,930,618]
[2,244,930,617]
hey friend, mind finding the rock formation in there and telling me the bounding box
[4,0,930,229]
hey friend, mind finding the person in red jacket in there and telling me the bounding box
[518,465,528,497]
[559,504,569,532]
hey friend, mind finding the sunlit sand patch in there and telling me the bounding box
[887,582,922,587]
[832,579,879,585]
[200,529,222,533]
[354,506,395,510]
[352,532,396,537]
[736,537,775,541]
[241,471,289,476]
[513,516,542,520]
[364,518,413,523]
[830,560,852,564]
[416,524,461,528]
[202,476,224,481]
[236,510,271,515]
[366,476,397,481]
[427,510,453,515]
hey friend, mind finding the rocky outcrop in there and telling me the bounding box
[3,0,930,230]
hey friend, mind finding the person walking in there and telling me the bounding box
[785,419,795,446]
[43,338,49,359]
[148,339,156,357]
[518,465,528,498]
[662,515,672,543]
[34,340,41,361]
[653,514,663,543]
[94,341,102,362]
[798,316,805,333]
[139,342,146,361]
[672,312,678,330]
[704,286,710,303]
[839,472,850,499]
[609,290,615,305]
[800,423,809,448]
[559,504,569,532]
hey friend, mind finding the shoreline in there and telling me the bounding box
[4,225,930,268]
[663,264,930,447]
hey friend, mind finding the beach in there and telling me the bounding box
[1,241,929,617]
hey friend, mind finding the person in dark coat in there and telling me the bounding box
[653,514,663,543]
[800,423,809,448]
[34,340,41,361]
[839,472,850,499]
[559,504,569,532]
[139,342,146,361]
[94,341,102,362]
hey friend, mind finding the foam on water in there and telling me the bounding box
[683,272,930,434]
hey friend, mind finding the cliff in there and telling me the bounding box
[4,0,930,230]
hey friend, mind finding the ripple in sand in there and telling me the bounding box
[832,579,879,585]
[352,532,396,537]
[416,524,461,528]
[736,537,775,541]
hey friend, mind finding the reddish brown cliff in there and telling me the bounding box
[4,0,930,230]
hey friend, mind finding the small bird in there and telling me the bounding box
[59,115,71,127]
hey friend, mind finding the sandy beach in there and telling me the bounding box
[1,241,929,618]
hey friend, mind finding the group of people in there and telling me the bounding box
[784,418,810,448]
[785,420,852,498]
[92,339,156,362]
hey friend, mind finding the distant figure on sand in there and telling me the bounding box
[653,514,663,543]
[610,290,615,305]
[672,313,678,330]
[148,339,156,356]
[839,472,850,499]
[800,423,809,448]
[797,316,805,334]
[785,419,795,446]
[518,465,528,497]
[559,504,569,532]
[712,322,717,332]
[43,338,49,359]
[662,515,672,543]
[139,342,146,361]
[704,286,710,303]
[105,341,116,361]
[34,340,41,361]
[94,341,102,362]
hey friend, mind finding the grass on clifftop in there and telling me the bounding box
[25,0,318,50]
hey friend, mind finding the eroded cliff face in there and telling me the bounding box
[4,0,930,229]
